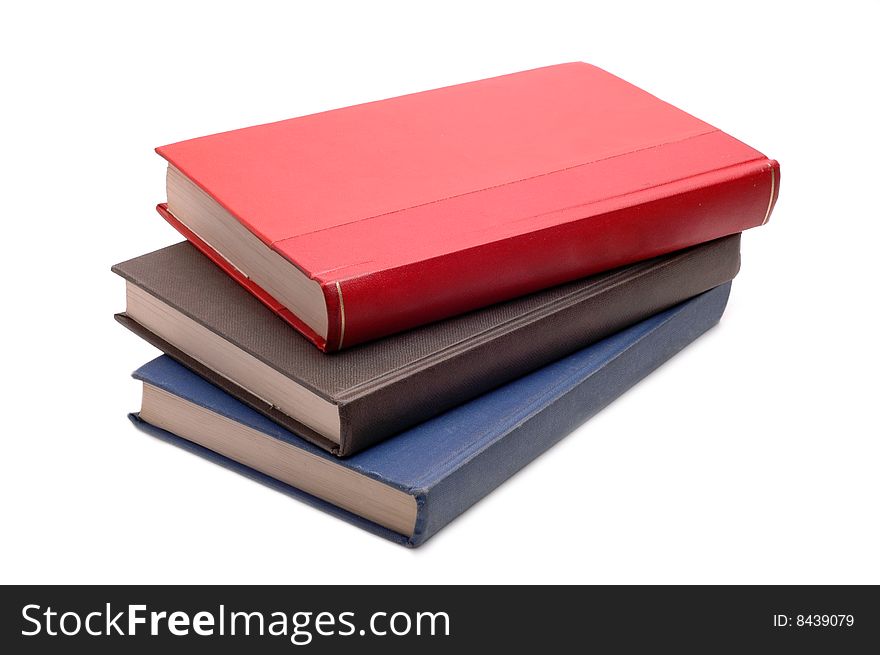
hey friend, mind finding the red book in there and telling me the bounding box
[156,62,779,351]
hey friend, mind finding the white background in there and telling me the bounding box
[2,1,878,584]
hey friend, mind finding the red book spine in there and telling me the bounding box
[159,158,777,352]
[329,158,778,349]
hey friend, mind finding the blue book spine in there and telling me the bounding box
[130,283,731,546]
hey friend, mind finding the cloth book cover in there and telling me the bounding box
[129,282,732,547]
[156,62,778,351]
[114,234,740,456]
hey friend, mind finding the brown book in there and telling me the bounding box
[113,235,740,456]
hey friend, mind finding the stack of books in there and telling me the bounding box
[113,63,779,546]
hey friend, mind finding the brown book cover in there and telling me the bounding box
[113,234,740,456]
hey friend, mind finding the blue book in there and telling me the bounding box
[130,282,731,547]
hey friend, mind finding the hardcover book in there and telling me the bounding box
[129,282,731,546]
[114,235,740,456]
[155,62,778,351]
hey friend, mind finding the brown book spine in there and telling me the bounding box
[339,234,741,454]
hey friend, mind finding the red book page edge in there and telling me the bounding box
[154,204,341,353]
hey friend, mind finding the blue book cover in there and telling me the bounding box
[129,282,731,547]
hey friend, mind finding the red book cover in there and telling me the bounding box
[156,62,779,351]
